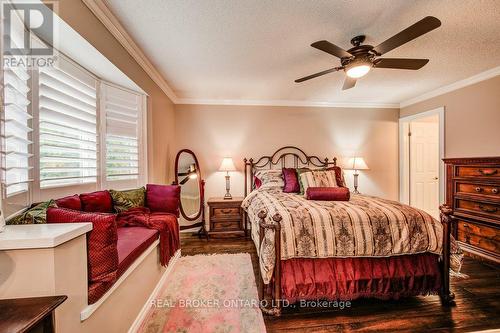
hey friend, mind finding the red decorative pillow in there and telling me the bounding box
[80,190,113,213]
[326,166,346,187]
[46,208,118,293]
[145,184,180,217]
[306,187,350,201]
[282,168,300,193]
[55,194,82,211]
[254,176,262,189]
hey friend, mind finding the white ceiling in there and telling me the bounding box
[105,0,500,106]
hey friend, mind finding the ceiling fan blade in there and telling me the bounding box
[342,76,357,90]
[295,67,341,83]
[372,16,441,55]
[311,40,352,59]
[374,58,429,70]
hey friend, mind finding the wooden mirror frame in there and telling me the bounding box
[174,149,204,222]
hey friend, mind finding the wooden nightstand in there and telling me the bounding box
[207,197,245,238]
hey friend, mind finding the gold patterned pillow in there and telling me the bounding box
[254,169,284,189]
[7,200,57,225]
[299,169,338,195]
[109,187,146,213]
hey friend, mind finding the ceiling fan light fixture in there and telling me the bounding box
[345,60,372,78]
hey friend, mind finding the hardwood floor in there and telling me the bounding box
[180,234,500,333]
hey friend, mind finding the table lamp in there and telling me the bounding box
[219,157,236,199]
[344,157,369,194]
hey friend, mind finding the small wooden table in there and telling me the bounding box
[207,197,245,238]
[0,296,67,333]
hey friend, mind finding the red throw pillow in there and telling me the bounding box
[282,168,300,193]
[46,208,118,291]
[80,190,113,213]
[254,176,262,189]
[326,166,346,187]
[55,194,82,211]
[306,187,350,201]
[146,184,180,217]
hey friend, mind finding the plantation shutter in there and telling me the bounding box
[102,83,142,183]
[38,57,98,188]
[1,67,33,197]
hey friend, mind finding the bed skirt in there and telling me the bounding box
[281,253,442,303]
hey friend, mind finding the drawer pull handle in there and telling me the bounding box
[492,188,499,194]
[475,187,483,192]
[478,205,498,213]
[221,209,234,214]
[478,169,498,176]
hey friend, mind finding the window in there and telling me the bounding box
[38,58,98,188]
[2,67,32,197]
[102,84,141,182]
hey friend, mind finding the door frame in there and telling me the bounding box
[399,107,445,206]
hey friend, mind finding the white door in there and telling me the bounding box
[409,117,440,219]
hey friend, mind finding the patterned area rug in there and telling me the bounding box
[139,253,266,333]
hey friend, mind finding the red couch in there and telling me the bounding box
[47,185,180,304]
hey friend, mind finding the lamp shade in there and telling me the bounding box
[344,157,369,170]
[219,157,236,172]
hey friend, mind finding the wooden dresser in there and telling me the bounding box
[444,157,500,263]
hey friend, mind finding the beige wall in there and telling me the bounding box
[401,75,500,158]
[51,0,176,184]
[174,104,400,206]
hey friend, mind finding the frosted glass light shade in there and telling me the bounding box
[345,157,369,170]
[219,157,236,172]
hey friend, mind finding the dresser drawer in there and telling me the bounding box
[211,220,240,231]
[457,220,499,254]
[455,198,500,219]
[212,207,240,219]
[456,165,500,179]
[456,182,500,200]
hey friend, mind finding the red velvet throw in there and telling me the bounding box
[116,207,179,266]
[306,187,350,201]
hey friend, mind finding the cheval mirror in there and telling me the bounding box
[174,149,207,238]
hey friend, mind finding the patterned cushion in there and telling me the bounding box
[282,168,300,193]
[146,184,181,217]
[299,168,339,195]
[7,200,57,225]
[109,187,145,213]
[55,194,82,211]
[254,169,284,189]
[80,190,113,213]
[47,207,118,304]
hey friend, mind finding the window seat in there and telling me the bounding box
[117,227,159,277]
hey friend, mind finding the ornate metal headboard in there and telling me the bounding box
[243,146,337,196]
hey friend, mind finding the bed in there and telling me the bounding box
[242,146,461,316]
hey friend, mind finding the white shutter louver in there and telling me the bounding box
[103,84,141,181]
[2,67,33,197]
[38,58,98,188]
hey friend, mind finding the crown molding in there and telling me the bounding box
[177,98,400,109]
[400,66,500,108]
[81,0,179,103]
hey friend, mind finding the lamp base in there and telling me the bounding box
[224,174,232,200]
[353,172,360,194]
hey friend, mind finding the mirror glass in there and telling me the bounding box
[175,150,202,220]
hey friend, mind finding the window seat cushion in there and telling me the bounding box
[116,226,159,277]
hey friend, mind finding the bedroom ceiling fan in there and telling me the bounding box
[295,16,441,90]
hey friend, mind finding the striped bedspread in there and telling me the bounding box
[242,188,462,283]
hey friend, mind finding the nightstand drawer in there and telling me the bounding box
[211,220,240,231]
[212,207,240,219]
